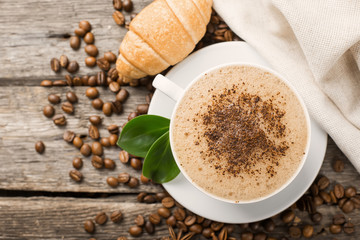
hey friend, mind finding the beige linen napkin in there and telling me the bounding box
[213,0,360,172]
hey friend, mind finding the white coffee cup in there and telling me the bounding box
[153,62,311,204]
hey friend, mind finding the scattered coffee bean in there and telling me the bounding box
[67,61,79,73]
[50,58,61,72]
[88,75,97,86]
[136,104,149,114]
[333,159,344,172]
[113,0,122,10]
[176,221,188,232]
[145,221,155,234]
[116,89,129,103]
[329,224,342,234]
[122,0,133,12]
[197,216,205,224]
[319,191,331,203]
[155,192,168,202]
[82,75,90,85]
[263,219,276,232]
[156,207,170,219]
[52,114,66,126]
[74,28,86,37]
[317,176,330,190]
[95,212,108,225]
[313,195,324,206]
[43,105,55,118]
[118,172,130,183]
[84,219,95,233]
[109,134,118,146]
[92,98,104,110]
[91,142,103,156]
[48,94,60,104]
[113,11,125,25]
[83,32,94,44]
[338,198,347,208]
[97,58,110,71]
[107,176,119,187]
[72,157,83,169]
[70,36,81,51]
[333,213,345,225]
[111,101,123,114]
[80,143,91,157]
[184,215,196,226]
[133,214,145,227]
[35,141,45,154]
[72,136,83,149]
[302,225,313,238]
[64,75,73,86]
[149,213,161,225]
[89,115,101,126]
[100,137,111,147]
[254,232,267,240]
[202,228,214,238]
[84,56,96,68]
[109,82,121,93]
[128,112,139,121]
[345,186,357,198]
[162,197,175,208]
[140,173,150,184]
[202,219,212,228]
[288,226,301,238]
[351,195,360,208]
[343,222,355,234]
[96,71,106,86]
[79,20,91,32]
[59,55,69,68]
[102,102,113,116]
[85,45,98,57]
[40,80,53,87]
[111,210,123,223]
[72,76,82,86]
[190,224,202,234]
[104,51,117,63]
[166,216,176,227]
[342,199,355,213]
[107,124,119,134]
[311,212,322,223]
[143,195,156,203]
[104,158,116,169]
[119,150,130,163]
[281,210,295,223]
[129,225,142,237]
[86,87,99,99]
[53,80,67,86]
[127,177,139,188]
[63,130,75,143]
[173,208,186,221]
[69,169,83,182]
[108,68,119,81]
[91,155,103,169]
[62,102,74,114]
[241,231,253,240]
[89,125,100,140]
[66,91,78,103]
[130,158,142,170]
[334,184,344,199]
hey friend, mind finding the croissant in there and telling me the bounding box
[116,0,213,79]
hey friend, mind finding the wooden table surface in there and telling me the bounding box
[0,0,359,239]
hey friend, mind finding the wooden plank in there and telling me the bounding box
[0,86,162,193]
[0,0,152,84]
[0,196,359,240]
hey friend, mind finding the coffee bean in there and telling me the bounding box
[329,224,342,234]
[202,228,214,238]
[62,102,74,114]
[113,0,122,10]
[281,210,295,223]
[263,219,275,232]
[79,20,91,32]
[162,197,175,208]
[351,195,360,208]
[82,75,89,86]
[73,136,83,148]
[91,155,103,169]
[104,51,117,63]
[92,98,103,110]
[122,0,133,12]
[95,71,106,86]
[50,58,61,72]
[67,61,79,73]
[302,225,313,238]
[83,32,94,44]
[311,212,322,223]
[84,56,96,68]
[91,142,103,156]
[84,220,95,233]
[85,45,98,57]
[97,58,110,71]
[88,75,97,86]
[140,173,150,184]
[132,214,145,227]
[166,216,176,227]
[53,80,67,86]
[118,172,130,183]
[157,207,171,219]
[63,130,75,143]
[69,170,82,182]
[310,184,319,196]
[43,105,55,118]
[342,199,355,213]
[89,115,101,126]
[104,158,116,169]
[111,210,123,223]
[85,87,98,99]
[155,192,168,202]
[333,159,344,172]
[241,232,253,240]
[127,177,139,188]
[80,144,91,156]
[113,11,125,25]
[107,176,119,187]
[136,104,149,114]
[66,91,78,103]
[332,213,345,225]
[88,125,99,140]
[128,112,139,122]
[313,196,324,206]
[288,226,301,238]
[184,215,196,226]
[334,184,344,199]
[189,224,202,234]
[211,222,224,231]
[119,150,129,163]
[111,101,123,114]
[202,219,212,228]
[35,141,45,154]
[107,125,119,135]
[130,158,142,170]
[143,195,156,203]
[129,225,142,236]
[74,28,86,37]
[116,89,129,102]
[317,176,330,190]
[345,186,357,198]
[108,68,118,81]
[72,157,83,169]
[40,80,53,87]
[176,221,188,233]
[52,114,66,126]
[94,212,108,225]
[344,222,355,234]
[102,102,113,116]
[59,55,69,68]
[109,134,118,146]
[100,137,111,147]
[173,208,186,221]
[338,198,347,208]
[254,233,267,240]
[319,191,331,203]
[72,76,82,86]
[48,94,60,104]
[149,213,161,225]
[64,75,73,86]
[109,82,121,93]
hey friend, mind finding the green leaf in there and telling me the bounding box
[117,115,170,157]
[143,131,180,183]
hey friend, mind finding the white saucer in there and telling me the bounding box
[148,42,327,223]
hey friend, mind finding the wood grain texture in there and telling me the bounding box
[0,0,152,84]
[0,86,162,193]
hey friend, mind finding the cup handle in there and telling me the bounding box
[153,74,184,102]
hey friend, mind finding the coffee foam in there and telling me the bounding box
[171,65,308,202]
